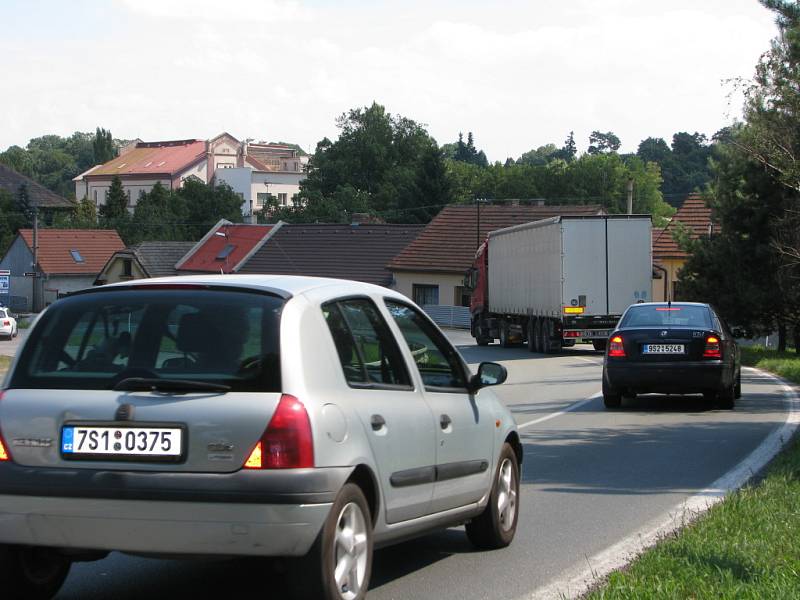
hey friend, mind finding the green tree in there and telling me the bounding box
[517,144,559,166]
[0,189,31,255]
[93,127,117,164]
[99,175,128,221]
[678,133,800,349]
[178,178,243,239]
[587,131,621,155]
[552,131,577,162]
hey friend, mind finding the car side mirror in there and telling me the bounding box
[469,362,507,392]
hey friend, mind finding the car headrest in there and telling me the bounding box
[176,313,216,353]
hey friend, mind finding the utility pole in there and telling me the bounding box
[31,209,39,312]
[626,178,634,214]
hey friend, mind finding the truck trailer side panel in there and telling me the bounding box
[487,218,561,316]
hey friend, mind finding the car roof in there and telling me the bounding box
[92,274,404,302]
[627,302,710,308]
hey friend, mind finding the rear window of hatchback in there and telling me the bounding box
[8,288,284,392]
[619,304,713,329]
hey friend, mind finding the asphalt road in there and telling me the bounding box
[0,328,27,358]
[54,331,790,599]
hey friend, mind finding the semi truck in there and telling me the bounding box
[466,215,652,352]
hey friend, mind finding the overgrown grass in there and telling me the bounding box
[740,345,800,384]
[586,346,800,599]
[0,355,10,372]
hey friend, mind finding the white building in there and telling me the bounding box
[73,132,308,215]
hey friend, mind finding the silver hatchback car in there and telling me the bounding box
[0,275,521,599]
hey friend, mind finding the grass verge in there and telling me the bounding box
[586,346,800,599]
[0,355,10,372]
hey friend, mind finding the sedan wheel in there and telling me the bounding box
[466,443,519,549]
[292,483,373,600]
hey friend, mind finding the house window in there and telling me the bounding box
[412,284,439,306]
[278,193,288,206]
[122,258,132,277]
[126,190,132,206]
[70,249,84,263]
[93,190,97,204]
[256,193,269,207]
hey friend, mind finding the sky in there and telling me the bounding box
[0,0,779,162]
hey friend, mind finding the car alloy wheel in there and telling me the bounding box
[333,502,369,600]
[496,457,518,532]
[465,442,520,549]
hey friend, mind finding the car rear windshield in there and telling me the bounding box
[9,288,284,392]
[619,304,713,329]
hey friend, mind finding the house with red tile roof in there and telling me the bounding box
[651,193,717,301]
[73,133,308,218]
[0,229,125,311]
[73,139,208,208]
[388,203,605,307]
[175,219,278,274]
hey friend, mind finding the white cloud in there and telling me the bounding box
[0,0,779,162]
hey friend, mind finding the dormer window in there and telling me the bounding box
[216,244,235,260]
[70,249,84,263]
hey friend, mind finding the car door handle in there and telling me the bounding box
[440,414,452,429]
[370,414,386,431]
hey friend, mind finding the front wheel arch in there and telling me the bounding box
[504,431,523,466]
[346,464,380,528]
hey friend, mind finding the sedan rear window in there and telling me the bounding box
[620,304,713,329]
[9,288,284,392]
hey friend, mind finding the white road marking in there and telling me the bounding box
[520,367,800,600]
[516,394,601,430]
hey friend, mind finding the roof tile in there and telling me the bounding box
[86,140,206,177]
[238,224,425,286]
[389,204,605,273]
[177,224,274,273]
[18,229,125,275]
[653,194,716,260]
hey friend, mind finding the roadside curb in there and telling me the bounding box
[521,366,800,600]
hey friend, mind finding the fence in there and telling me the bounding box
[423,305,471,329]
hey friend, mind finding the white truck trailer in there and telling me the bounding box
[467,215,652,352]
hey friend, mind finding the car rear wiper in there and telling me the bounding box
[113,377,231,393]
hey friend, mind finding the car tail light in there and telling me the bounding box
[608,335,626,357]
[243,394,314,469]
[703,336,722,359]
[564,330,581,338]
[2,321,8,327]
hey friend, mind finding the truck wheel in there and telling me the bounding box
[592,340,607,352]
[540,320,552,355]
[0,545,71,599]
[499,322,513,348]
[526,320,536,353]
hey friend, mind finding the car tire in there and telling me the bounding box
[466,443,519,550]
[717,384,735,410]
[602,378,622,409]
[0,545,71,600]
[734,370,742,399]
[291,483,373,600]
[592,340,607,352]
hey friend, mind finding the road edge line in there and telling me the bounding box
[521,366,800,600]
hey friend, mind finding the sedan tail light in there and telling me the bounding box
[244,394,314,469]
[608,335,626,357]
[2,320,9,327]
[703,336,722,359]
